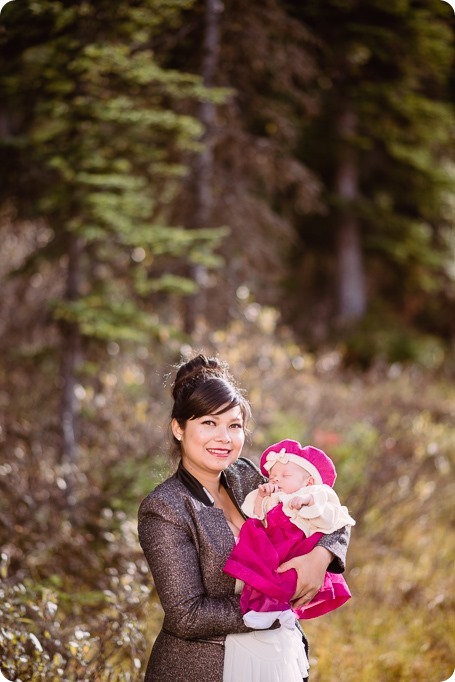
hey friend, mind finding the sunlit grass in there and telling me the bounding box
[304,511,455,682]
[304,596,454,682]
[1,312,454,680]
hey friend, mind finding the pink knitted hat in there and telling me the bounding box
[259,439,337,487]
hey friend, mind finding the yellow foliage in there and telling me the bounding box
[1,310,454,680]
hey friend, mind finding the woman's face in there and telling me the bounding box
[172,404,245,478]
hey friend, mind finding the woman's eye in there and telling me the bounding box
[230,423,243,429]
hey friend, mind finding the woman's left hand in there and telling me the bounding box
[277,546,333,608]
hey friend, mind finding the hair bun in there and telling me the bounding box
[172,354,230,400]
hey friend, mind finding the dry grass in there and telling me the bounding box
[1,309,454,680]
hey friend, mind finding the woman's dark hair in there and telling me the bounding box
[170,354,251,457]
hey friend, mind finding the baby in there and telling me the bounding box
[224,439,356,629]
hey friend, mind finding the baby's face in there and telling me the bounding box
[268,461,311,494]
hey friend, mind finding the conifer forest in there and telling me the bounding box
[0,0,454,680]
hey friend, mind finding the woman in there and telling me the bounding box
[138,354,350,681]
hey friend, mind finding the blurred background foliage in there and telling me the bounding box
[0,0,454,680]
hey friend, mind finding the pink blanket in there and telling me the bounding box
[223,504,351,619]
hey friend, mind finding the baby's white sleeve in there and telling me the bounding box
[281,485,355,534]
[241,490,279,519]
[241,489,263,518]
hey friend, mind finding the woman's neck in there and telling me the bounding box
[181,460,222,496]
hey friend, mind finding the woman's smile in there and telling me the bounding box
[207,443,233,456]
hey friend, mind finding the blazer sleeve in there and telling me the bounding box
[317,524,351,573]
[138,492,250,640]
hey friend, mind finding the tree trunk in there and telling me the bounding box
[59,232,82,477]
[334,104,366,324]
[183,0,221,334]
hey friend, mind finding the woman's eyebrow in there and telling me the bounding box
[209,412,243,422]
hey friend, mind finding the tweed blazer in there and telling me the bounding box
[138,457,350,682]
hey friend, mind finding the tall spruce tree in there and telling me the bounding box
[182,0,223,334]
[0,0,225,467]
[288,0,455,334]
[158,0,322,325]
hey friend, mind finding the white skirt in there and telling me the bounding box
[223,627,309,682]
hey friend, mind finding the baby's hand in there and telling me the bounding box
[257,482,278,497]
[288,494,314,510]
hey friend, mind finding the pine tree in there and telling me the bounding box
[0,0,225,466]
[288,0,454,334]
[159,0,322,325]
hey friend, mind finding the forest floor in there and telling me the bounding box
[0,314,454,681]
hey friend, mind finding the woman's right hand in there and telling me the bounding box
[277,545,333,608]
